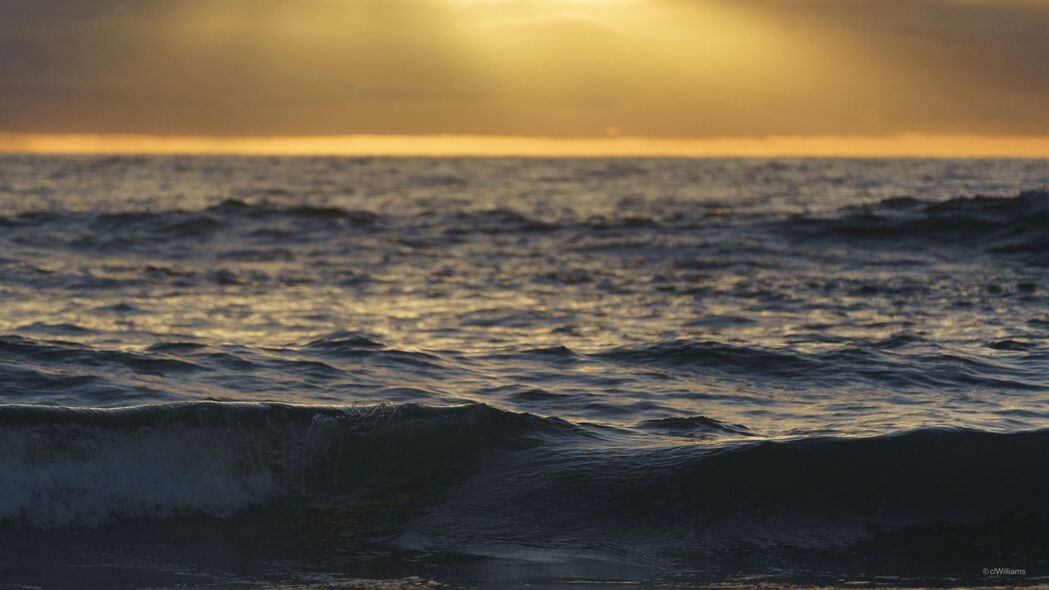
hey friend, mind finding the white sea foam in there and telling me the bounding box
[0,425,280,527]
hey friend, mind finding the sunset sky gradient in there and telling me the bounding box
[2,0,1049,156]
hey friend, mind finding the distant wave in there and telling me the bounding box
[0,200,700,241]
[10,190,1048,250]
[0,333,446,404]
[0,199,380,241]
[594,339,1046,391]
[784,189,1049,258]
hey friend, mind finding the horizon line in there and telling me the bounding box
[3,133,1049,159]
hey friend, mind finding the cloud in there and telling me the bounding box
[718,0,1049,95]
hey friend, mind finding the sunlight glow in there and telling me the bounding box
[5,133,1049,158]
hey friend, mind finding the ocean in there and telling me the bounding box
[1,155,1047,588]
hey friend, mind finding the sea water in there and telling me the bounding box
[1,155,1048,587]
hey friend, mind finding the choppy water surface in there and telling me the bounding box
[1,155,1048,588]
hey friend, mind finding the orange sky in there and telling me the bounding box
[5,133,1049,158]
[2,0,1049,156]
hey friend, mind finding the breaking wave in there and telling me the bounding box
[2,401,1046,544]
[0,402,569,527]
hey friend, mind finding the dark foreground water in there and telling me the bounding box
[1,155,1048,588]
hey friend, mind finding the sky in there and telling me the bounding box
[2,0,1049,156]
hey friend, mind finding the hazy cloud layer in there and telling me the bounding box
[1,0,1048,137]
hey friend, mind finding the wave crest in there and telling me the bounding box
[0,402,571,527]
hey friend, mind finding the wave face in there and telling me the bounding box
[2,156,1049,586]
[1,401,1048,586]
[2,401,1046,533]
